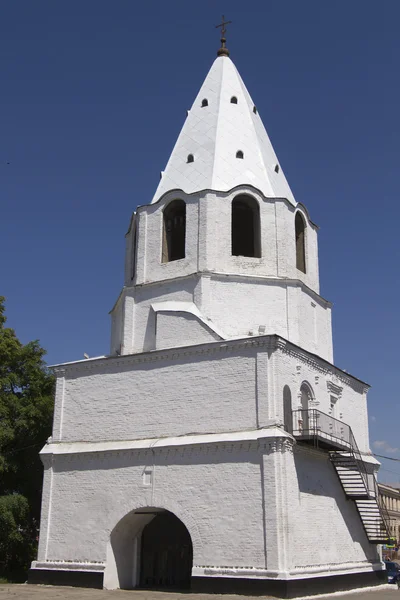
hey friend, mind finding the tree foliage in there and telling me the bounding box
[0,297,55,580]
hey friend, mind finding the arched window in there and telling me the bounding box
[253,106,257,114]
[230,96,238,104]
[231,195,261,258]
[283,386,292,434]
[201,98,208,107]
[187,154,194,163]
[295,212,306,273]
[162,200,186,263]
[299,382,314,434]
[236,150,244,159]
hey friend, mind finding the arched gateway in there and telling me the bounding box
[104,508,193,590]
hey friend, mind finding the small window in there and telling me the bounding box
[187,154,194,163]
[162,200,186,263]
[253,106,257,114]
[295,212,306,273]
[236,150,244,159]
[231,195,261,258]
[274,164,280,173]
[201,99,208,107]
[230,96,238,104]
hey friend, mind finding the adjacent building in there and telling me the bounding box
[379,483,400,554]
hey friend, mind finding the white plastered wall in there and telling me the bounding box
[38,444,266,578]
[53,336,368,453]
[286,446,379,572]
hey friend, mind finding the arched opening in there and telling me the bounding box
[104,508,193,591]
[187,154,194,163]
[236,150,244,159]
[283,385,292,434]
[299,383,313,434]
[140,511,193,589]
[162,200,186,263]
[230,96,238,104]
[231,195,261,258]
[295,212,306,273]
[201,98,208,107]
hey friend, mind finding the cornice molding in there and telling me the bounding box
[51,335,277,374]
[41,428,295,461]
[52,333,368,394]
[137,183,298,213]
[276,338,368,394]
[123,270,330,308]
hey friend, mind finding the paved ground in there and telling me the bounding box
[0,585,399,600]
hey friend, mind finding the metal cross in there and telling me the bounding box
[215,15,232,38]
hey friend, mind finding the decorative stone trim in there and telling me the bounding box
[31,560,105,572]
[327,377,343,399]
[138,183,295,212]
[52,335,276,375]
[261,438,295,454]
[193,559,382,580]
[291,559,383,576]
[192,565,280,579]
[52,334,363,396]
[44,429,294,461]
[276,338,368,393]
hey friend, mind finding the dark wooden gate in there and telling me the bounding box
[140,511,193,589]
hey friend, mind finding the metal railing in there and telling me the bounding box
[292,409,369,488]
[292,408,392,543]
[292,409,350,445]
[374,477,392,541]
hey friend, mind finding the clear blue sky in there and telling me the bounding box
[1,1,399,480]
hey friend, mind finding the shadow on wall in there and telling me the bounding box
[104,508,193,590]
[53,444,262,473]
[294,450,379,560]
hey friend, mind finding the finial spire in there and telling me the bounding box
[215,15,232,57]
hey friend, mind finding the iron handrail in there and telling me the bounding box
[292,408,392,542]
[373,477,392,541]
[292,408,369,487]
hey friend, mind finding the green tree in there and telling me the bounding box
[0,297,54,581]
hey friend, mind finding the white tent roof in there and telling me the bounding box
[151,55,296,206]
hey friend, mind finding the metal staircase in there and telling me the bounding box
[292,409,393,545]
[330,450,391,543]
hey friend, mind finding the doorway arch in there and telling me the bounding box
[140,511,192,589]
[104,508,193,590]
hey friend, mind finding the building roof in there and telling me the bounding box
[151,55,296,206]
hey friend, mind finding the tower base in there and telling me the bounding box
[28,567,387,597]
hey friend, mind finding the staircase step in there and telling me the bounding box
[330,451,391,542]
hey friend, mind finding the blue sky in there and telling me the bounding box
[1,1,399,480]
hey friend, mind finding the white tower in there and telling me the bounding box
[31,31,388,597]
[111,42,333,364]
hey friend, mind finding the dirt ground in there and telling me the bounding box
[0,584,399,600]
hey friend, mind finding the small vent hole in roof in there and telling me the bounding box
[187,154,194,163]
[274,164,280,173]
[236,150,244,159]
[230,96,238,104]
[253,106,257,114]
[201,99,208,107]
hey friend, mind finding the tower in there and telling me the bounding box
[31,31,389,597]
[110,46,333,363]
